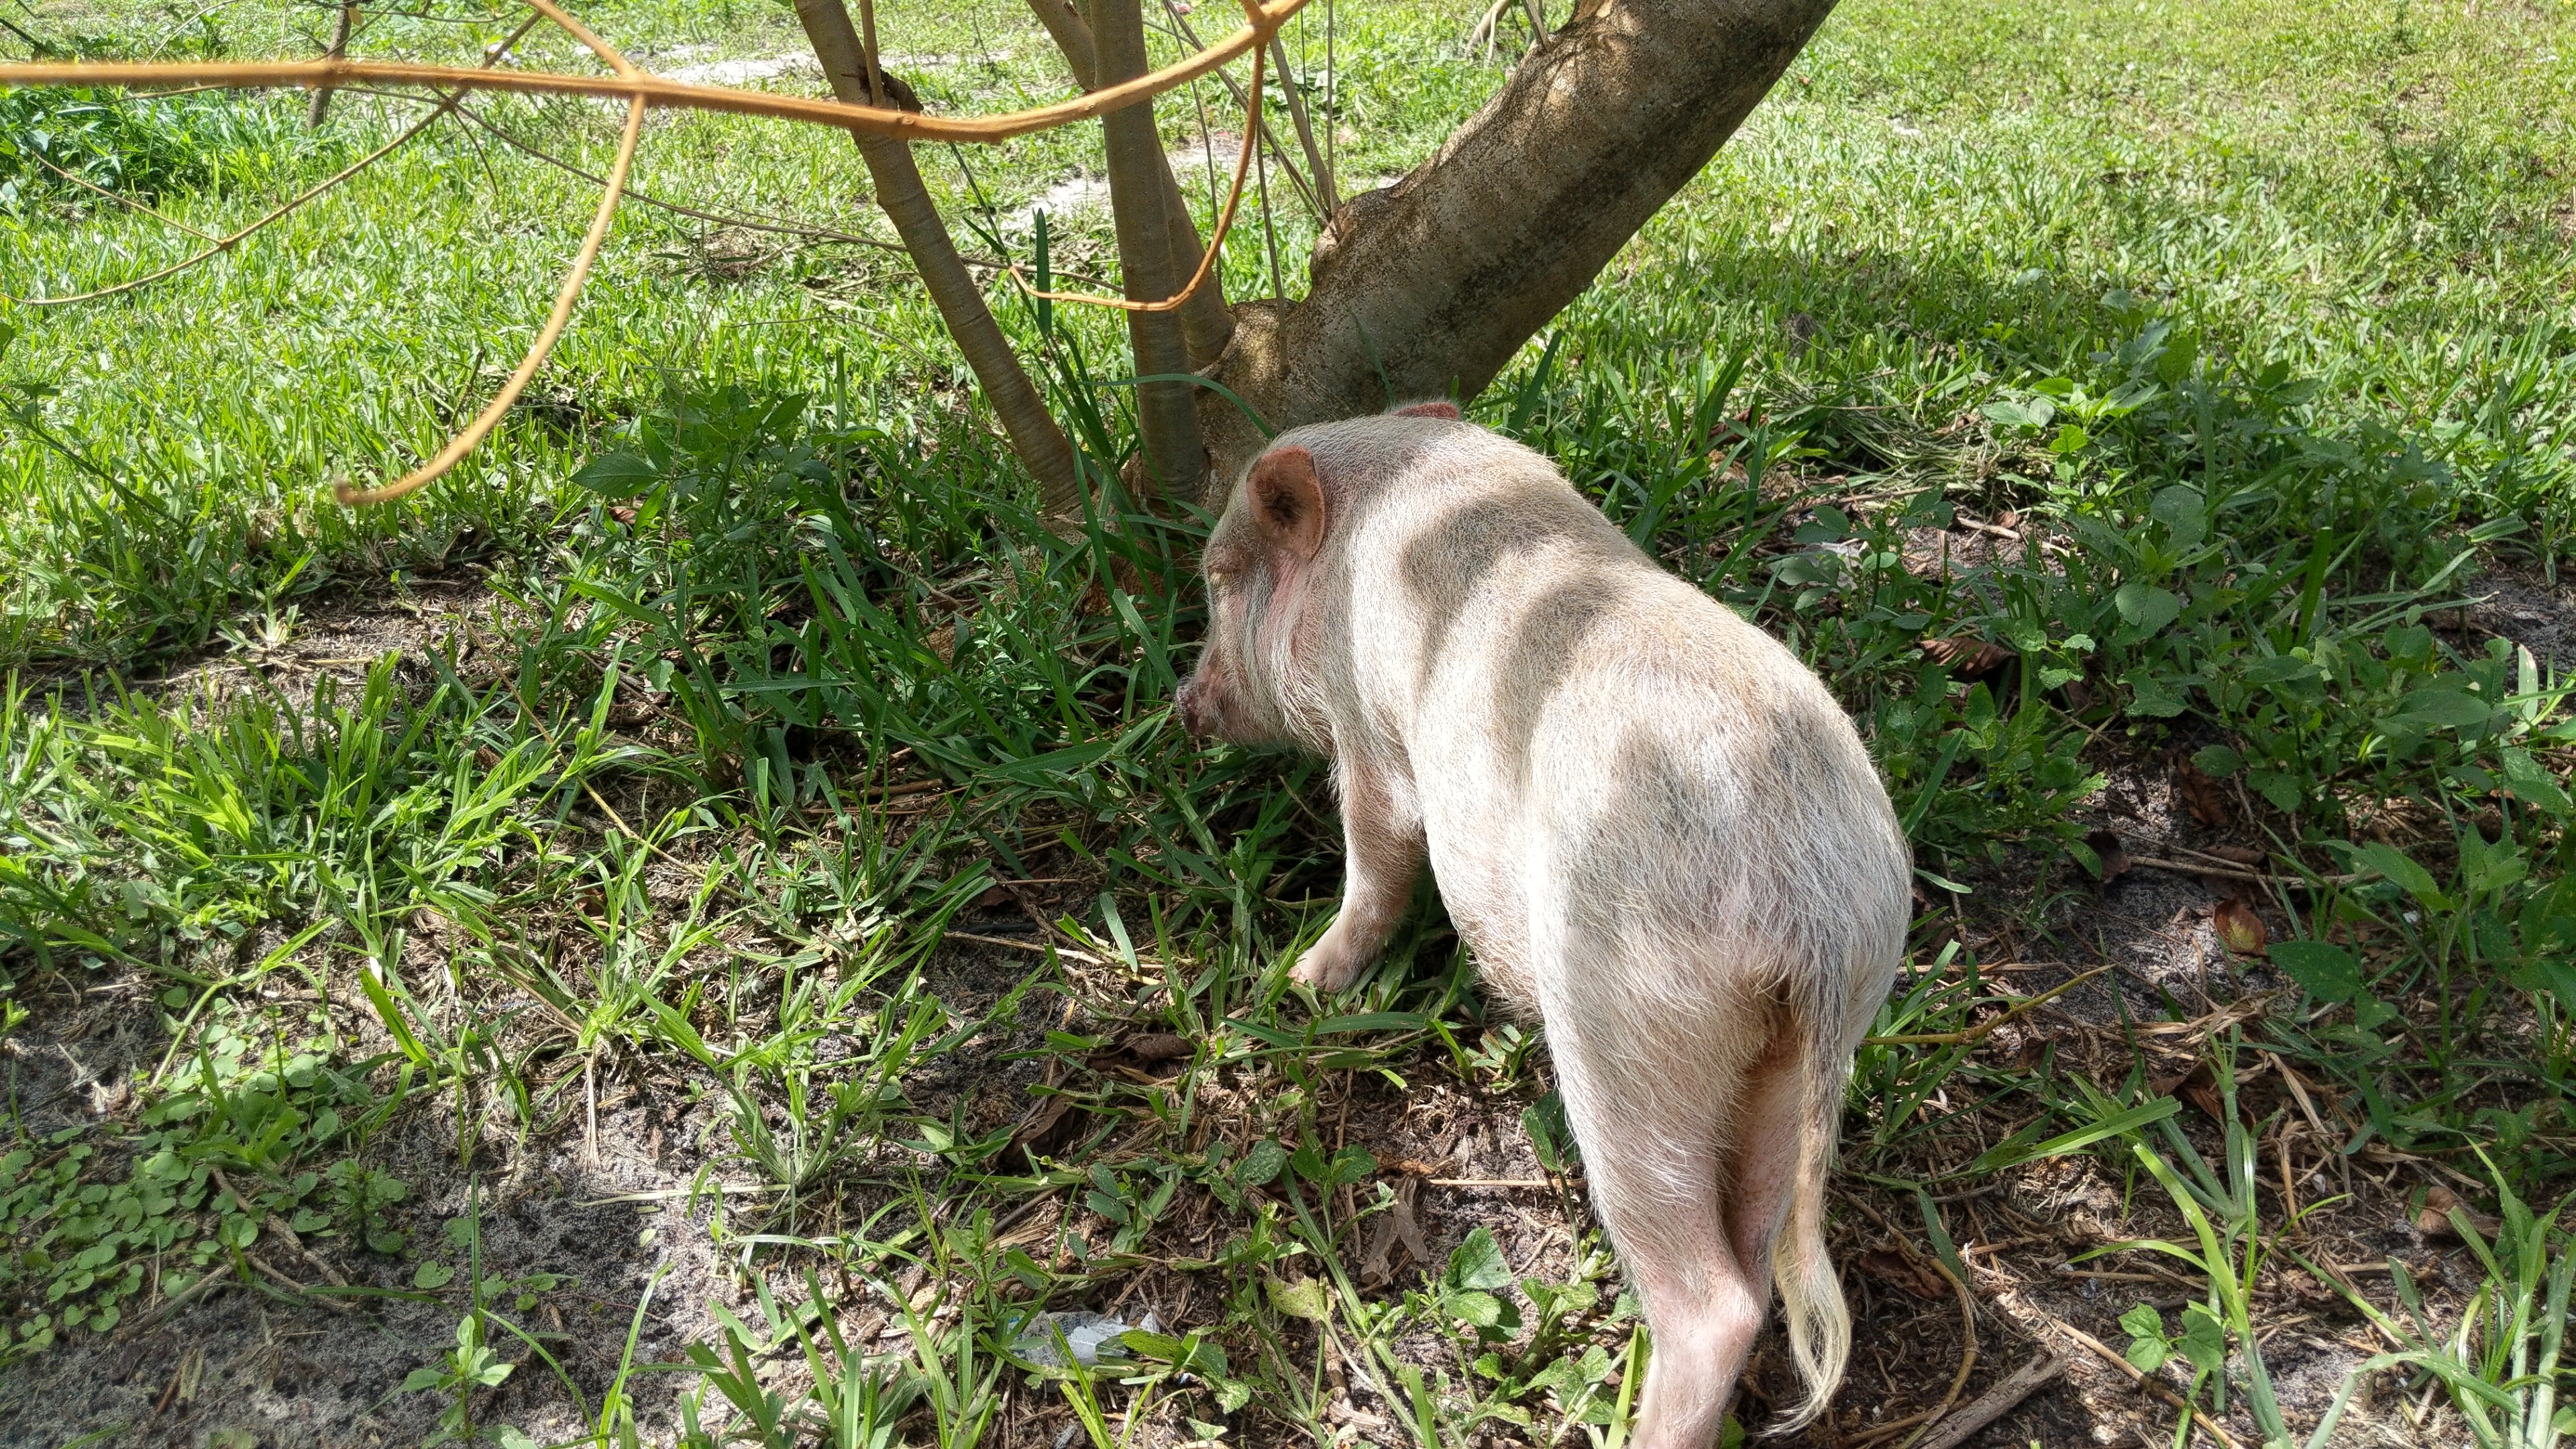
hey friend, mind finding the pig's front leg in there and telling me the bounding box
[1293,758,1426,991]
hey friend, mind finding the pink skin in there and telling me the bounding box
[1177,437,1412,989]
[1173,400,1907,1444]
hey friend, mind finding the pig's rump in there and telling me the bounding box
[1256,415,1901,1436]
[1383,531,1904,1437]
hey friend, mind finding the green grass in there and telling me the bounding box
[5,0,2576,1444]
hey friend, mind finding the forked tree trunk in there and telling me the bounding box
[1193,0,1840,497]
[806,0,1833,518]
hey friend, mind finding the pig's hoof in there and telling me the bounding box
[1290,939,1368,992]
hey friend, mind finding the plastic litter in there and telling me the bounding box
[1009,1309,1164,1368]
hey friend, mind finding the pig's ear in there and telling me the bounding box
[1248,445,1327,560]
[1393,399,1460,420]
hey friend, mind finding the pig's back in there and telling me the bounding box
[1332,423,1907,1015]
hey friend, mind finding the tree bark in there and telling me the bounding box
[307,1,357,127]
[1089,0,1206,497]
[1196,0,1839,497]
[792,0,1085,515]
[1027,0,1235,370]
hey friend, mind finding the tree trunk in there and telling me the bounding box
[1023,0,1235,369]
[792,0,1085,515]
[1089,0,1206,498]
[1195,0,1839,498]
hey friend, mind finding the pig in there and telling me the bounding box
[1173,402,1911,1446]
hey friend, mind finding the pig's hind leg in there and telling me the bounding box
[1548,987,1819,1449]
[1292,755,1426,991]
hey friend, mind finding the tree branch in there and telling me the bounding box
[307,1,356,127]
[794,0,1083,515]
[1025,0,1234,369]
[1089,0,1205,495]
[1199,0,1838,489]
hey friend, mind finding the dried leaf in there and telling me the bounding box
[1087,1032,1194,1079]
[1922,636,2017,682]
[2154,1062,2252,1128]
[2212,896,2267,957]
[1010,1093,1091,1169]
[2155,1063,2229,1124]
[2174,760,2231,828]
[2415,1185,2504,1240]
[1359,1177,1428,1289]
[1857,1248,1947,1300]
[2084,828,2130,883]
[1121,1032,1192,1063]
[2061,678,2098,714]
[2204,844,2265,867]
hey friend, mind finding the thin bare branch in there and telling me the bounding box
[7,13,548,307]
[1024,0,1098,85]
[336,93,645,506]
[0,0,1312,146]
[523,0,637,77]
[1268,32,1334,213]
[447,98,904,256]
[25,150,220,241]
[1023,0,1234,364]
[1163,0,1318,219]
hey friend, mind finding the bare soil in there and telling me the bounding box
[9,559,2568,1446]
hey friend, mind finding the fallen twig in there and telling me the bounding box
[947,929,1108,966]
[1894,1254,1980,1449]
[2127,853,2361,889]
[1912,1352,2061,1449]
[247,1250,354,1312]
[576,1182,784,1206]
[129,1264,231,1333]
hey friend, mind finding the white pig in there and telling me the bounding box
[1173,402,1910,1446]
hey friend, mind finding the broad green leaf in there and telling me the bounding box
[2114,582,2182,635]
[1982,396,2056,429]
[2178,1303,2226,1375]
[2355,843,2440,902]
[2498,748,2571,816]
[572,451,659,497]
[2149,486,2205,547]
[1267,1275,1330,1322]
[1445,1226,1515,1293]
[2125,672,2190,718]
[2191,745,2243,778]
[1234,1139,1287,1189]
[2382,689,2489,735]
[2268,941,2362,1003]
